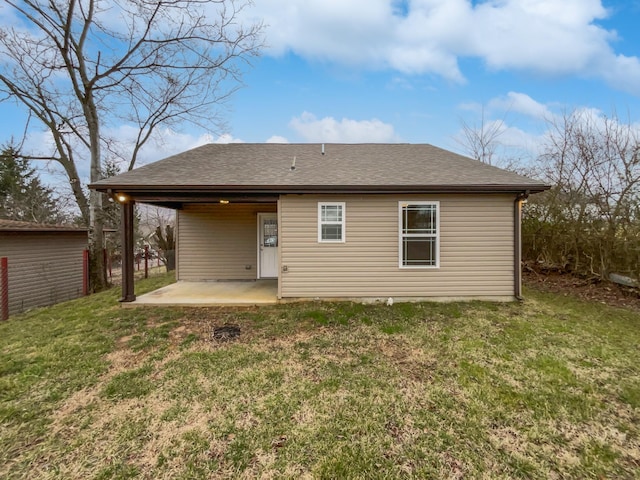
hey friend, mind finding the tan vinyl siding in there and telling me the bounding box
[177,203,276,281]
[279,194,515,299]
[0,233,86,315]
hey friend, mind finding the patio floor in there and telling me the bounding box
[125,280,278,307]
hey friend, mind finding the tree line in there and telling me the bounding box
[460,109,640,281]
[522,111,640,280]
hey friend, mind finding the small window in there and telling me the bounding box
[318,202,345,243]
[399,201,439,268]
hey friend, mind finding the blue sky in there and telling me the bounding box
[222,0,640,160]
[2,0,640,175]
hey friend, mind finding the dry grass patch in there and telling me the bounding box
[1,276,639,478]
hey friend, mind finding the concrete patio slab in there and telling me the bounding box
[125,280,278,307]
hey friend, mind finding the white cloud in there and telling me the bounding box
[454,93,555,160]
[266,135,289,143]
[498,125,546,156]
[17,126,244,202]
[212,133,244,144]
[452,119,545,164]
[19,123,243,180]
[289,112,400,143]
[244,0,640,94]
[455,93,640,164]
[469,0,611,74]
[597,54,640,95]
[105,127,234,168]
[488,92,554,120]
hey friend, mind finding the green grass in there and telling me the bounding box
[1,273,639,479]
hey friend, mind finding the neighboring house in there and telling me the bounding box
[91,143,549,302]
[0,219,88,317]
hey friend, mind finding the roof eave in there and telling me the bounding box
[0,227,88,233]
[91,183,551,195]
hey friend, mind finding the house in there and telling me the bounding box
[0,219,88,318]
[90,143,549,303]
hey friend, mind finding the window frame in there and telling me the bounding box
[398,201,440,269]
[318,202,346,243]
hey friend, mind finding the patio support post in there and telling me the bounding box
[120,199,136,302]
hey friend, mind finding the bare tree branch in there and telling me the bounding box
[0,0,263,290]
[524,109,640,278]
[456,106,506,166]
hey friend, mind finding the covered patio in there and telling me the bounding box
[124,280,278,307]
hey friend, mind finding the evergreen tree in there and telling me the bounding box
[0,146,66,224]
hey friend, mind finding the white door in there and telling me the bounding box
[258,213,278,278]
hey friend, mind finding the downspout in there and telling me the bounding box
[514,190,529,300]
[277,196,282,300]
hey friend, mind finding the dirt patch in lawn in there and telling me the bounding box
[524,270,640,311]
[171,307,263,345]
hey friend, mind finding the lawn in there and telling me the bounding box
[1,273,639,479]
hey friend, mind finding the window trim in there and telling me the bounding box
[318,202,346,243]
[398,201,440,269]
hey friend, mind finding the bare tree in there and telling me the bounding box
[152,224,176,271]
[139,205,175,236]
[456,106,505,166]
[524,110,640,277]
[0,0,262,290]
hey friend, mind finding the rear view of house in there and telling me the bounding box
[91,143,549,303]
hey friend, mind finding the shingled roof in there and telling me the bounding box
[0,219,87,233]
[91,143,549,195]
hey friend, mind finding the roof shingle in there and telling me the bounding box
[0,219,87,233]
[91,143,549,193]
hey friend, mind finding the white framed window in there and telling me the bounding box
[399,201,439,268]
[318,202,346,243]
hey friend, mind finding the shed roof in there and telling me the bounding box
[0,219,88,233]
[91,143,548,195]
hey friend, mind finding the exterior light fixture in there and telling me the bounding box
[219,199,230,204]
[116,193,128,203]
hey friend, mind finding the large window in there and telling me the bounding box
[318,202,345,242]
[399,201,439,268]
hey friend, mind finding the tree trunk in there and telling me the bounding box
[164,250,176,272]
[88,206,107,292]
[87,93,108,291]
[88,190,107,293]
